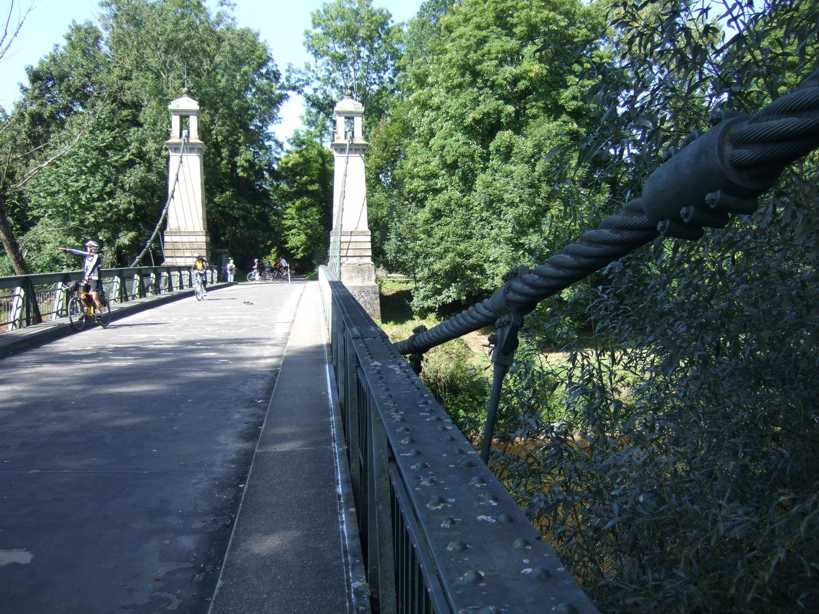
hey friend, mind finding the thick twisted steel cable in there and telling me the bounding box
[729,75,819,170]
[395,70,819,356]
[394,200,657,354]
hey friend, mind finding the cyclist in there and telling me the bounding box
[276,256,289,279]
[193,254,209,296]
[251,258,261,281]
[59,240,104,314]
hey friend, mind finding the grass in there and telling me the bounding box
[378,279,492,435]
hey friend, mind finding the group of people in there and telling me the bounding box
[60,241,290,304]
[220,255,290,282]
[250,256,289,281]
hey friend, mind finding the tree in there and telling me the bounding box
[416,1,818,611]
[272,133,333,270]
[367,0,609,312]
[294,0,401,139]
[1,0,286,273]
[0,0,32,68]
[0,0,50,275]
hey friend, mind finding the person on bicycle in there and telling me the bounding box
[59,240,104,312]
[276,256,289,278]
[193,255,209,295]
[251,258,261,281]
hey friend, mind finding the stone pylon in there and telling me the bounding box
[162,94,208,265]
[329,94,380,320]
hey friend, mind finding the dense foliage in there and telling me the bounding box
[367,0,610,312]
[370,0,818,612]
[293,0,401,139]
[272,133,334,269]
[0,0,285,274]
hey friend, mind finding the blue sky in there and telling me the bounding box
[0,0,424,141]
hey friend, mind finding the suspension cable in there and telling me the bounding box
[395,69,819,355]
[333,133,353,276]
[129,134,188,267]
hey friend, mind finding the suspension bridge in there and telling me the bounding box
[0,71,817,613]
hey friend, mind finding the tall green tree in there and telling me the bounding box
[367,0,609,312]
[294,0,401,139]
[2,0,286,273]
[272,133,333,270]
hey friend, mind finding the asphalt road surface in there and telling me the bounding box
[0,282,303,613]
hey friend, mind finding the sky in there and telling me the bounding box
[0,0,424,142]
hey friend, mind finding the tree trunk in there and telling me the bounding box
[0,195,43,324]
[0,195,29,275]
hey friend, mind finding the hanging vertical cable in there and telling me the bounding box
[130,135,188,267]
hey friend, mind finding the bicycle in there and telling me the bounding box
[193,272,207,301]
[271,266,289,281]
[246,268,289,282]
[65,280,111,331]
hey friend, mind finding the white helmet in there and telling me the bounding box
[85,240,99,248]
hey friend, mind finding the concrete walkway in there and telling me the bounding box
[209,282,349,613]
[0,281,349,613]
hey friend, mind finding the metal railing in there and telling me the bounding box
[320,267,599,613]
[395,68,819,461]
[0,266,218,331]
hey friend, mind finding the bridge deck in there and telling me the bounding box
[0,282,349,613]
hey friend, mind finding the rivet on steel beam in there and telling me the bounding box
[426,496,447,510]
[458,570,485,585]
[480,494,499,506]
[521,566,552,580]
[446,541,470,553]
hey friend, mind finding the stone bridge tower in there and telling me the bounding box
[329,94,380,320]
[162,94,208,265]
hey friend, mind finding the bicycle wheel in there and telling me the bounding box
[95,296,112,328]
[245,271,255,282]
[195,279,205,301]
[67,296,86,331]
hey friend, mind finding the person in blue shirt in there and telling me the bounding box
[59,240,104,312]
